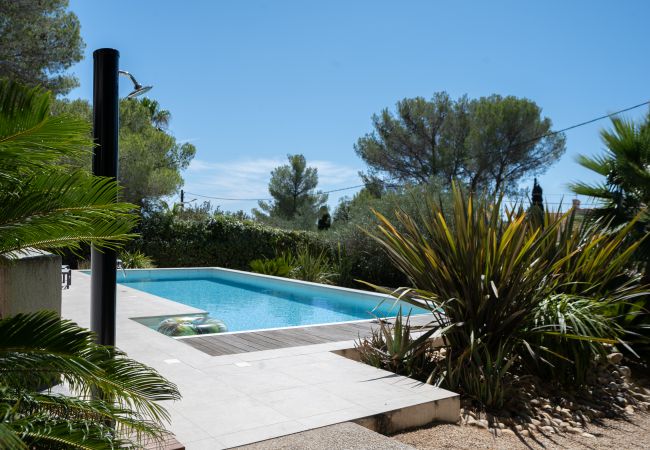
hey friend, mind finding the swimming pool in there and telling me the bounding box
[113,268,429,333]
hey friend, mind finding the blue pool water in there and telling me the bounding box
[114,269,428,332]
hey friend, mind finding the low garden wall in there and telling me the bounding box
[0,251,61,317]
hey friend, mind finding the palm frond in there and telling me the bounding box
[0,171,138,256]
[0,312,181,447]
[0,80,91,182]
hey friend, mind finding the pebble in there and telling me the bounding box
[568,427,583,434]
[618,366,631,378]
[540,426,555,434]
[582,432,596,438]
[607,352,623,364]
[476,419,489,429]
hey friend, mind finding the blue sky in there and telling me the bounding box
[66,0,650,212]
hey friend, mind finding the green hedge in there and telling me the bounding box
[136,213,322,270]
[135,211,408,289]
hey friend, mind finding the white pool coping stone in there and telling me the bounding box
[63,269,459,450]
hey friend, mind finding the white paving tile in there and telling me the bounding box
[250,385,357,420]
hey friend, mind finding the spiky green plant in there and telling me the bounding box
[0,80,180,448]
[119,250,155,269]
[355,309,436,380]
[364,185,646,408]
[290,247,338,284]
[249,253,296,277]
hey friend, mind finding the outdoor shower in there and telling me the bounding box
[119,70,153,98]
[91,48,153,347]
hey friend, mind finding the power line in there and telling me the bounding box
[184,99,650,202]
[185,192,272,201]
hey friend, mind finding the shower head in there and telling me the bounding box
[119,70,153,98]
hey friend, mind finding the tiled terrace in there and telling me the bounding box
[63,271,458,449]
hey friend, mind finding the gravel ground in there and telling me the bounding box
[236,422,416,450]
[393,411,650,449]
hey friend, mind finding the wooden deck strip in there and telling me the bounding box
[179,320,399,356]
[251,331,308,347]
[216,334,270,352]
[235,331,295,349]
[271,329,331,344]
[179,315,437,356]
[262,331,321,346]
[191,337,236,356]
[299,323,370,341]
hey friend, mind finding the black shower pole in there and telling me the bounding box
[90,48,119,347]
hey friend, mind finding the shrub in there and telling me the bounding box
[366,185,647,409]
[250,253,296,277]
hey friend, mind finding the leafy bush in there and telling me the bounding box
[356,309,437,381]
[366,185,647,409]
[250,253,296,277]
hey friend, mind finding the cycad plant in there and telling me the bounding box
[366,185,646,409]
[0,79,137,255]
[0,312,180,449]
[0,79,180,448]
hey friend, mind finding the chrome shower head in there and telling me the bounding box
[119,70,153,98]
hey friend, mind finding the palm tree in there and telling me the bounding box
[0,79,180,448]
[569,116,650,226]
[139,97,171,131]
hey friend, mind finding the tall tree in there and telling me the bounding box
[531,178,544,211]
[254,154,328,223]
[355,92,565,194]
[53,97,196,206]
[0,0,84,95]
